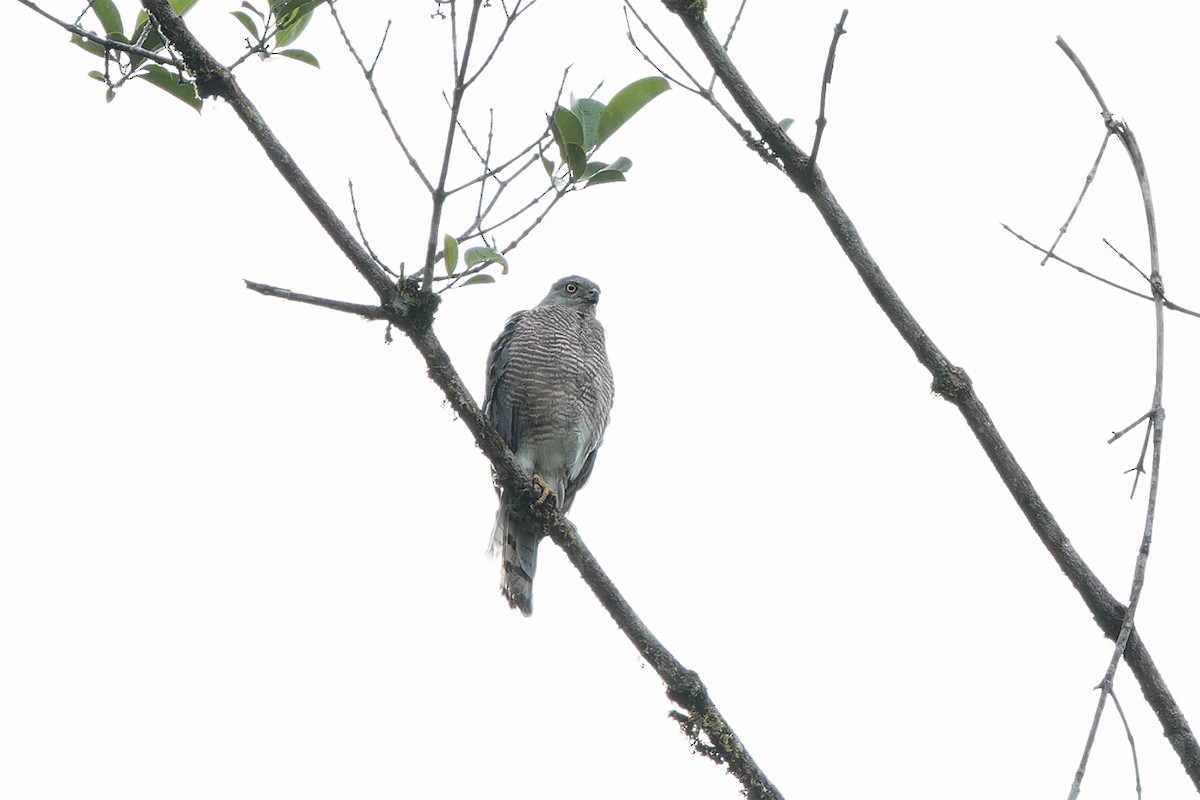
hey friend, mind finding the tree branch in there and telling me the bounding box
[658,2,1200,788]
[140,3,782,795]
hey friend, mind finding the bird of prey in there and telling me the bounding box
[482,275,615,616]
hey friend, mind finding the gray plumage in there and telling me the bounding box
[483,275,614,616]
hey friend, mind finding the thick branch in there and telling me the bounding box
[138,4,781,792]
[661,3,1200,787]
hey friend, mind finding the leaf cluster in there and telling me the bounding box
[544,76,669,187]
[71,0,325,112]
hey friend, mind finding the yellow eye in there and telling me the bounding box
[565,282,578,293]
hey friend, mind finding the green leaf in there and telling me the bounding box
[70,34,107,58]
[135,65,203,113]
[443,234,458,276]
[87,70,106,82]
[105,87,116,103]
[571,96,605,152]
[230,11,260,39]
[273,0,325,47]
[584,170,627,187]
[540,154,555,180]
[580,160,608,181]
[609,156,633,173]
[553,106,584,146]
[461,274,496,287]
[242,1,265,20]
[596,76,669,148]
[464,246,508,274]
[778,117,795,132]
[276,48,320,67]
[91,0,123,36]
[565,143,587,181]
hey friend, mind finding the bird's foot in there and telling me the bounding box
[533,473,553,506]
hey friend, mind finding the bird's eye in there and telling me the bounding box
[565,282,578,294]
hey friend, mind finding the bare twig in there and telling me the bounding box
[330,3,433,193]
[625,2,773,167]
[369,17,391,73]
[1109,411,1152,445]
[1002,224,1153,301]
[705,0,749,94]
[624,3,705,94]
[423,0,486,292]
[1002,225,1200,319]
[1055,36,1167,800]
[808,9,849,177]
[1040,131,1112,265]
[348,179,394,274]
[1111,689,1145,800]
[464,0,540,87]
[244,280,388,319]
[1104,238,1151,285]
[498,188,566,254]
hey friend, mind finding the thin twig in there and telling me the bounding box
[1121,417,1153,500]
[1109,411,1151,445]
[1057,36,1166,800]
[625,2,772,167]
[244,280,387,319]
[348,179,394,274]
[705,0,749,94]
[499,189,566,254]
[370,18,391,73]
[1040,131,1112,265]
[1002,225,1151,301]
[808,9,849,178]
[624,3,705,95]
[464,0,540,88]
[423,0,486,292]
[1104,238,1151,285]
[330,2,433,193]
[1001,225,1200,319]
[1111,689,1145,800]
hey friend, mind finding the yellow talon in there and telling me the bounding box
[533,474,552,506]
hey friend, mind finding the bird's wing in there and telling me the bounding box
[483,309,527,452]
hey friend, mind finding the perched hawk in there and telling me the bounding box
[482,276,615,615]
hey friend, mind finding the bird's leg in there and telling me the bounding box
[532,473,553,506]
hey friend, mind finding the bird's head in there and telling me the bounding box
[538,275,602,310]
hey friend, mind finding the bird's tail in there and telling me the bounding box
[489,498,539,616]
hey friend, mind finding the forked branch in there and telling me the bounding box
[137,1,783,796]
[656,1,1199,788]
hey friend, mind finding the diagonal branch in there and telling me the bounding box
[657,1,1200,788]
[139,2,782,796]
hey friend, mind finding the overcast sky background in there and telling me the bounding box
[3,1,1199,798]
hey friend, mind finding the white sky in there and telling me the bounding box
[3,1,1199,798]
